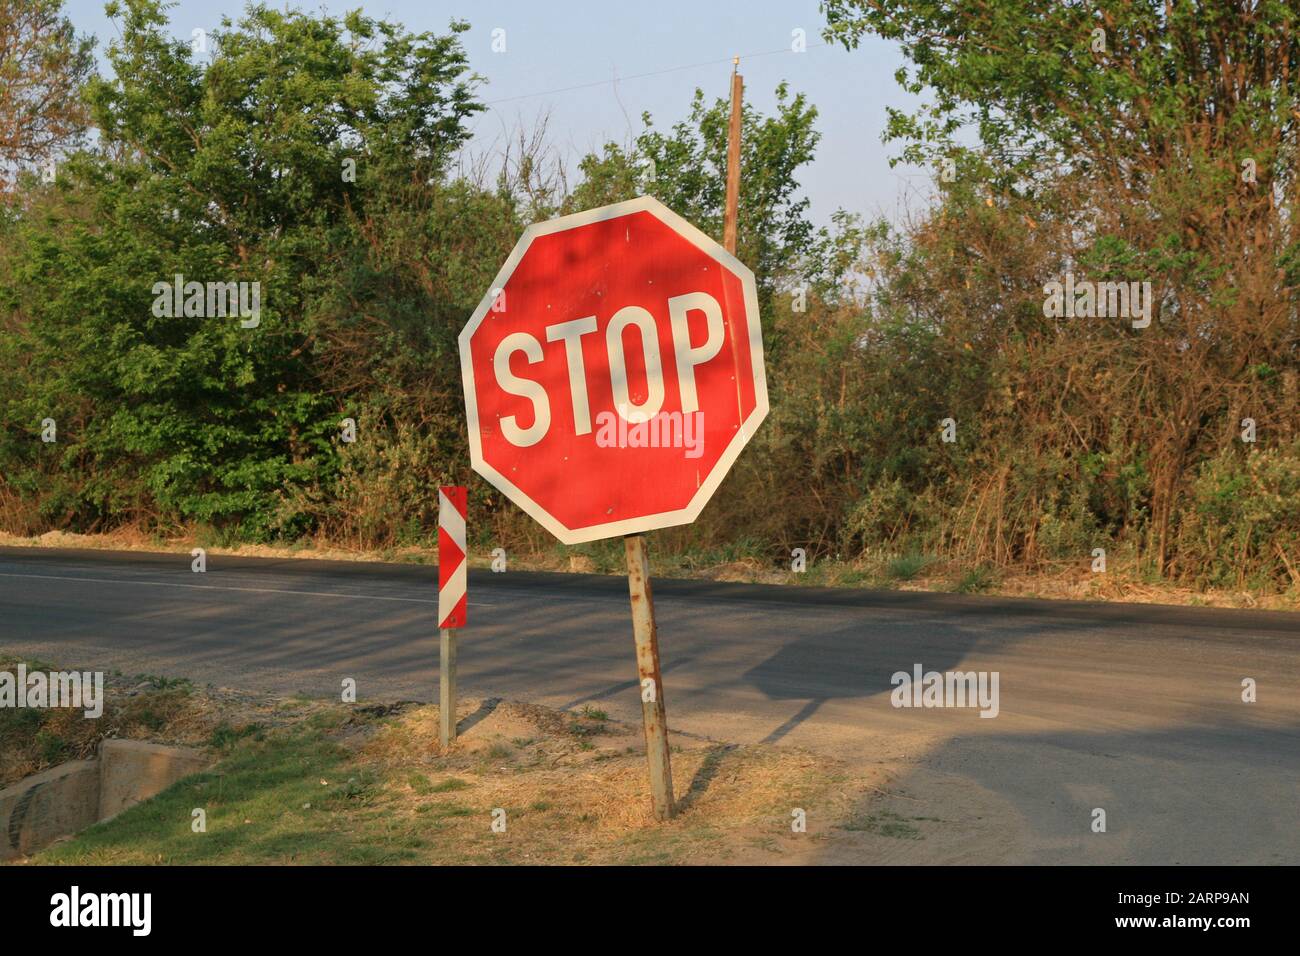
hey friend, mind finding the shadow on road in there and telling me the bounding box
[807,718,1300,865]
[556,655,696,712]
[744,612,1032,742]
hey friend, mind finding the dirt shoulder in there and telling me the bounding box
[4,658,884,865]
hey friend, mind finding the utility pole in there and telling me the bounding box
[724,57,743,255]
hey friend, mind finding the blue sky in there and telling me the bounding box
[64,0,936,226]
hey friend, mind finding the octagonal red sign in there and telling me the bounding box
[459,196,768,544]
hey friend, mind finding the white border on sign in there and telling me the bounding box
[458,195,768,545]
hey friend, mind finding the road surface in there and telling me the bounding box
[1,545,1296,864]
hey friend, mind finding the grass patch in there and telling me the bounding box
[30,693,855,866]
[839,809,926,840]
[833,566,875,587]
[0,657,208,786]
[208,721,263,750]
[954,565,1000,594]
[38,723,381,865]
[0,656,345,790]
[886,552,933,581]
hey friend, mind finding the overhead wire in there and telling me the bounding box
[482,41,829,105]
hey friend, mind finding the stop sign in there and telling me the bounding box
[458,196,768,544]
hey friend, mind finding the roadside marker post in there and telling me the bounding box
[438,486,468,749]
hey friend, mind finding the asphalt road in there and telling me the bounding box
[2,545,1297,864]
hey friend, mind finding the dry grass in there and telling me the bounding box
[0,529,426,565]
[5,528,1290,611]
[352,699,854,863]
[0,655,330,788]
[6,663,862,865]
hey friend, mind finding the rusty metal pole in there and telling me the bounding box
[624,533,675,820]
[723,59,743,255]
[439,627,457,748]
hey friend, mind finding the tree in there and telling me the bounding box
[566,83,822,311]
[0,0,93,191]
[0,0,486,539]
[824,0,1300,576]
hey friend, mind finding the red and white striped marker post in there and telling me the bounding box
[438,486,467,748]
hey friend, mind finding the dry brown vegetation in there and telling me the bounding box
[1,1,1296,606]
[0,0,91,193]
[0,654,332,788]
[4,659,870,865]
[351,700,857,864]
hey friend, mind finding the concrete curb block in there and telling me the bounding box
[0,740,210,861]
